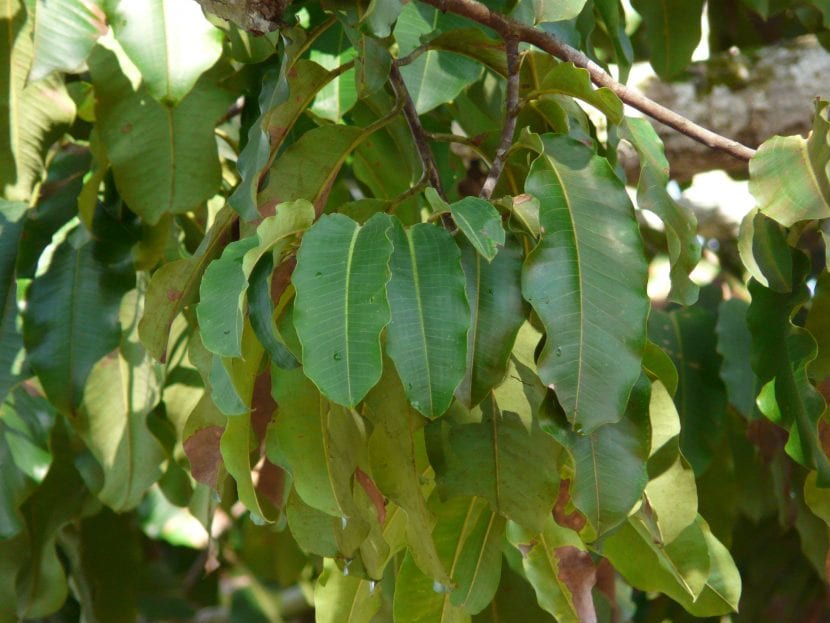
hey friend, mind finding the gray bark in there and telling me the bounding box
[630,36,830,181]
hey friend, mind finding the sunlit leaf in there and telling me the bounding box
[30,0,106,81]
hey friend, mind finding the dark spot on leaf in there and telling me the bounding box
[120,123,133,133]
[166,288,182,302]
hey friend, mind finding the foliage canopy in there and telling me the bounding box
[3,0,830,621]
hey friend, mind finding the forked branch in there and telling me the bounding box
[419,0,757,162]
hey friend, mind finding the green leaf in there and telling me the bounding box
[248,254,299,370]
[315,558,381,623]
[531,62,623,124]
[310,21,358,122]
[387,219,470,418]
[522,135,649,432]
[738,207,793,292]
[548,376,650,540]
[450,197,506,262]
[1,0,75,202]
[427,395,561,533]
[393,496,505,620]
[394,3,483,114]
[88,41,233,225]
[109,0,223,104]
[363,361,449,583]
[356,34,392,98]
[648,307,727,474]
[73,289,166,511]
[749,100,830,227]
[472,560,555,622]
[456,235,527,409]
[806,271,830,382]
[715,298,758,419]
[644,381,699,545]
[29,0,106,81]
[426,28,508,76]
[0,201,28,401]
[292,213,392,407]
[603,515,740,616]
[747,252,830,484]
[519,0,589,23]
[139,207,236,362]
[230,55,331,220]
[623,117,700,305]
[506,518,595,623]
[631,0,704,79]
[23,226,134,415]
[198,200,314,358]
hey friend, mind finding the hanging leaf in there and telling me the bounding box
[1,0,75,202]
[631,0,705,79]
[427,395,561,533]
[603,515,740,617]
[747,252,830,485]
[23,226,134,415]
[88,41,233,225]
[529,62,623,124]
[292,213,392,407]
[623,117,700,305]
[248,254,299,370]
[139,207,236,362]
[29,0,106,81]
[310,21,358,122]
[456,235,527,409]
[738,207,793,292]
[473,560,555,622]
[506,518,596,623]
[716,298,759,419]
[109,0,224,104]
[198,200,314,358]
[806,272,830,382]
[548,376,650,541]
[648,307,727,474]
[73,289,166,511]
[315,558,381,623]
[393,496,505,619]
[522,135,649,432]
[386,219,470,418]
[363,361,449,583]
[750,100,830,227]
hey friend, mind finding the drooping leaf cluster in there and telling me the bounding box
[2,0,830,621]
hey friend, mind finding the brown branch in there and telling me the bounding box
[480,34,520,199]
[389,63,446,197]
[420,0,756,162]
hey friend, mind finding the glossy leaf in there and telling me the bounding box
[23,226,134,415]
[428,395,561,533]
[623,117,700,305]
[749,100,830,226]
[1,0,75,201]
[109,0,223,104]
[88,41,233,225]
[451,197,506,262]
[456,235,527,409]
[631,0,704,79]
[387,219,470,418]
[292,213,392,407]
[522,135,649,432]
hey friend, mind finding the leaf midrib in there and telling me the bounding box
[407,229,433,415]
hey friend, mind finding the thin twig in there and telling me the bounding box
[397,43,430,67]
[480,34,520,199]
[426,132,492,166]
[389,63,446,197]
[420,0,756,162]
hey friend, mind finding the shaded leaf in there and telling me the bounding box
[631,0,704,79]
[456,235,527,409]
[522,135,649,432]
[0,201,28,401]
[451,197,506,262]
[315,558,381,623]
[738,207,793,292]
[716,298,758,419]
[531,62,623,124]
